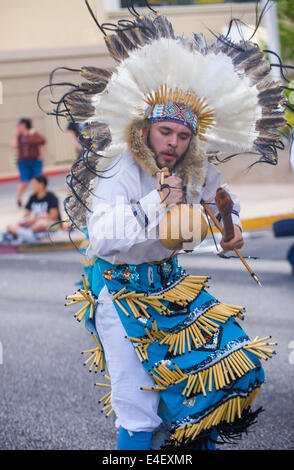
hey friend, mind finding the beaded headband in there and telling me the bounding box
[143,85,214,139]
[145,103,198,134]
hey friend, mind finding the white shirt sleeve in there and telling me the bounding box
[201,163,242,230]
[87,180,166,258]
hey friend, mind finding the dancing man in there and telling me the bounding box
[43,2,287,450]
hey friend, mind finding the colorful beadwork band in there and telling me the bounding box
[145,103,198,134]
[131,201,149,229]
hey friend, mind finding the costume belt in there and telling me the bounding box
[96,256,182,291]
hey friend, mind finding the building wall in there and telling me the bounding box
[0,1,261,51]
[0,45,114,173]
[0,0,104,52]
[0,1,293,184]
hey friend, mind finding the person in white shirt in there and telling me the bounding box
[88,123,243,266]
[53,5,282,451]
[86,119,245,450]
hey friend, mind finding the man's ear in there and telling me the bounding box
[141,124,149,144]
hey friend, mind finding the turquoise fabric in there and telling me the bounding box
[117,428,153,450]
[83,256,265,449]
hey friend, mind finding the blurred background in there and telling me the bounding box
[0,0,293,451]
[0,0,293,183]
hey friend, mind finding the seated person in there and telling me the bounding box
[6,174,61,242]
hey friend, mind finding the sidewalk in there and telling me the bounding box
[0,166,293,253]
[228,183,294,231]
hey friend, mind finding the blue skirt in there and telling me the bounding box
[67,255,275,450]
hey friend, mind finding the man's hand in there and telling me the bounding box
[156,173,184,206]
[20,215,36,227]
[219,225,243,254]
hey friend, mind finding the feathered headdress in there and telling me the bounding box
[39,0,291,229]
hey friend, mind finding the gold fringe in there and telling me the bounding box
[157,302,245,355]
[113,299,129,318]
[81,332,106,373]
[137,342,151,362]
[95,375,114,417]
[141,336,275,395]
[78,240,90,251]
[142,363,187,390]
[169,387,261,445]
[244,336,277,360]
[180,337,275,398]
[65,274,96,322]
[80,257,95,268]
[126,320,165,344]
[114,275,209,319]
[125,320,166,363]
[125,299,245,360]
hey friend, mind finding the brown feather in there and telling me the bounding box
[81,66,112,83]
[105,34,129,62]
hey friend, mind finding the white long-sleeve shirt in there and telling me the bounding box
[86,149,242,432]
[87,149,241,265]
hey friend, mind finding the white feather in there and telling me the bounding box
[91,38,264,153]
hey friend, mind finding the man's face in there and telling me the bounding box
[31,178,45,195]
[17,123,28,135]
[142,121,192,170]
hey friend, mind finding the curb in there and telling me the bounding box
[19,240,81,253]
[0,167,70,184]
[0,237,84,254]
[241,213,294,231]
[210,213,294,233]
[1,213,293,254]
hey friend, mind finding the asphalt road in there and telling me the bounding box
[0,230,293,450]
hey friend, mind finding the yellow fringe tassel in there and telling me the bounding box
[244,336,277,360]
[81,332,106,373]
[169,387,261,445]
[95,375,114,418]
[126,302,245,357]
[80,257,95,269]
[141,363,187,391]
[180,336,276,396]
[180,346,258,398]
[114,275,209,319]
[141,336,275,395]
[65,274,96,322]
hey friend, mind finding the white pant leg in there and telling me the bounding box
[95,301,162,433]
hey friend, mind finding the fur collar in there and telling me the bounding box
[125,119,207,198]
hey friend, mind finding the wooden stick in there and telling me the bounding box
[159,167,170,206]
[201,200,262,287]
[214,188,235,242]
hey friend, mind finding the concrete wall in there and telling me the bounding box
[0,1,261,51]
[0,45,114,173]
[0,0,104,52]
[0,1,293,184]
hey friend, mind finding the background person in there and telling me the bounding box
[11,118,47,207]
[6,175,61,242]
[47,6,283,451]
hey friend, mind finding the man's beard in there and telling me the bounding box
[146,129,189,169]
